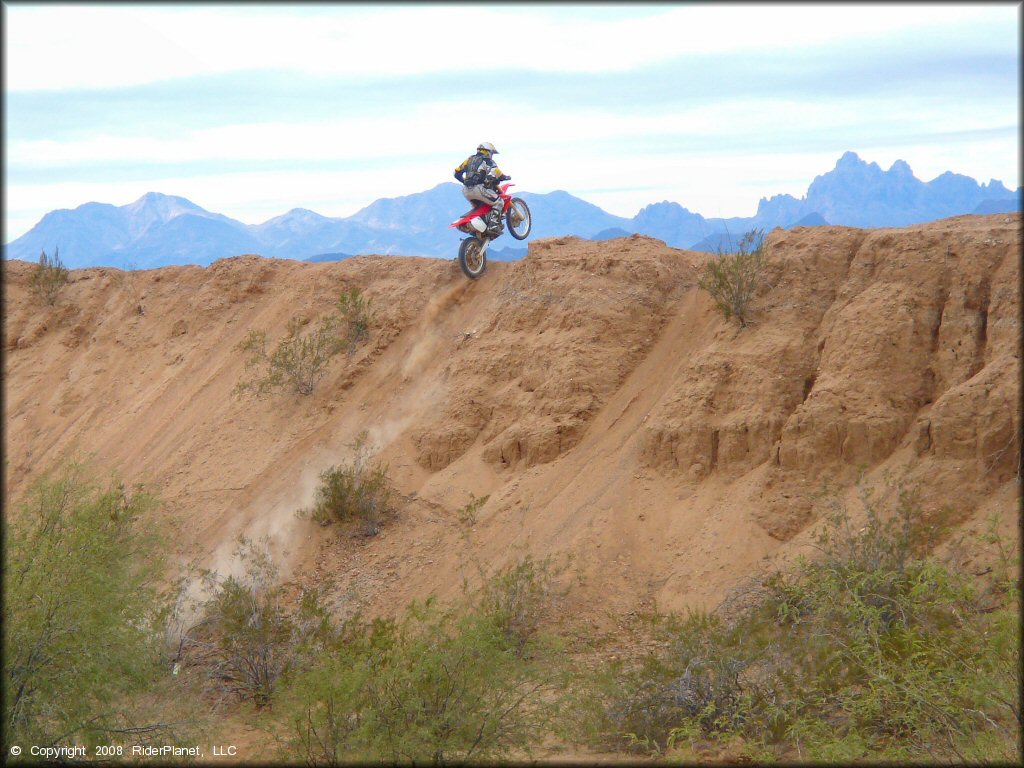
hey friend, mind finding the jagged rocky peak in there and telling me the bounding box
[634,200,698,222]
[888,159,913,177]
[276,208,329,223]
[836,150,865,167]
[124,191,202,217]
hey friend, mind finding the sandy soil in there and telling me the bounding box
[4,215,1019,631]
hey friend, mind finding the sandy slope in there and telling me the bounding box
[3,215,1020,628]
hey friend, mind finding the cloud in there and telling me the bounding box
[7,119,1017,242]
[5,162,460,237]
[9,41,1015,149]
[4,3,1017,238]
[5,3,1013,91]
[8,89,1013,177]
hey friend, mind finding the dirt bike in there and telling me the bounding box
[449,181,532,279]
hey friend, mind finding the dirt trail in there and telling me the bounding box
[3,217,1020,625]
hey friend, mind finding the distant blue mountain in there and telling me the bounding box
[304,252,353,263]
[688,233,737,255]
[15,202,134,263]
[5,153,1019,268]
[341,183,621,256]
[118,212,262,269]
[591,227,634,241]
[972,198,1020,215]
[5,192,261,269]
[790,212,829,228]
[630,201,710,249]
[515,189,633,240]
[742,151,1019,230]
[254,207,381,260]
[489,246,529,262]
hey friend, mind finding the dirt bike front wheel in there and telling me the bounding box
[506,197,532,240]
[458,237,487,279]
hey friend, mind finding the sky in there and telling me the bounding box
[3,2,1020,240]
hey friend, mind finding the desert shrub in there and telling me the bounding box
[304,432,394,536]
[111,262,146,316]
[697,228,766,327]
[457,493,489,527]
[598,609,787,757]
[476,554,560,655]
[593,483,1021,761]
[188,537,333,707]
[769,485,1020,762]
[3,461,174,749]
[30,247,70,305]
[336,286,373,353]
[234,314,345,397]
[279,562,565,764]
[234,288,373,399]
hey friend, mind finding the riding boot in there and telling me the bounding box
[485,209,503,236]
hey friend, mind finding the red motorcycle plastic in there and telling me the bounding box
[449,182,532,279]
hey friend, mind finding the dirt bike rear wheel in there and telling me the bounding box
[506,197,532,240]
[458,237,487,279]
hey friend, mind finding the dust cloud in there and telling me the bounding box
[401,280,469,380]
[194,279,459,595]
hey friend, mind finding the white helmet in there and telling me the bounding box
[477,142,498,155]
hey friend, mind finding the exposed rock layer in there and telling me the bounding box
[4,215,1019,621]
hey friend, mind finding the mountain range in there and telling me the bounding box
[5,151,1019,270]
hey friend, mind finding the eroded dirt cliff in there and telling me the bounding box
[4,214,1019,625]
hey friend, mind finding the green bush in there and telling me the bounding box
[30,247,70,306]
[336,286,373,353]
[234,314,345,397]
[770,485,1020,762]
[597,609,784,756]
[457,493,489,527]
[476,554,559,655]
[3,461,172,749]
[234,288,372,398]
[188,537,333,707]
[593,483,1021,762]
[697,229,766,328]
[278,561,565,764]
[304,432,394,536]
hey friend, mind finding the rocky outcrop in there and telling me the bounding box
[410,236,694,471]
[3,214,1018,621]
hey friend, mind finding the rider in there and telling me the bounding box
[454,142,510,235]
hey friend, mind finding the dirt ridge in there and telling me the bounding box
[3,216,1019,622]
